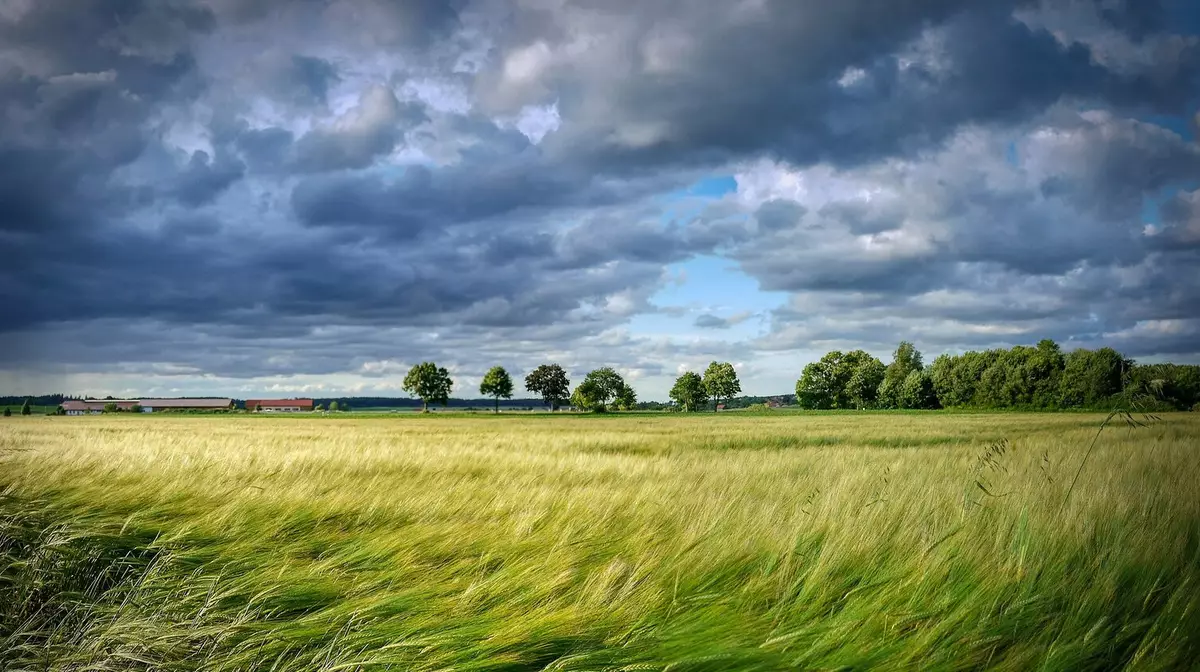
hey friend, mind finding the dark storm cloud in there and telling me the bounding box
[174,150,246,205]
[2,0,1199,393]
[490,0,1199,174]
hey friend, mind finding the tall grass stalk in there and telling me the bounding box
[2,412,1199,670]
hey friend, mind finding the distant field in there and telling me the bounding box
[2,413,1199,670]
[0,404,56,415]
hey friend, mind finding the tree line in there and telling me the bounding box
[403,362,647,413]
[794,340,1200,411]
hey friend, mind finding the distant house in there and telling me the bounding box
[245,399,314,413]
[139,398,233,412]
[62,399,138,415]
[716,404,726,411]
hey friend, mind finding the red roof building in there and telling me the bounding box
[245,399,314,412]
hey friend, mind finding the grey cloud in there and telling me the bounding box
[174,150,246,205]
[291,85,426,172]
[694,312,754,330]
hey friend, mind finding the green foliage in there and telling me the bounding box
[570,369,633,412]
[1059,347,1125,407]
[3,407,10,417]
[583,367,625,404]
[130,404,143,414]
[524,363,571,411]
[796,350,884,409]
[802,340,1194,411]
[613,382,637,411]
[702,361,741,411]
[480,366,515,413]
[329,401,340,412]
[670,372,709,412]
[102,403,119,413]
[878,342,923,408]
[899,370,939,409]
[569,380,605,412]
[20,398,32,416]
[314,403,325,412]
[403,362,454,412]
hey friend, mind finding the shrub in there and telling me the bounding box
[1193,402,1200,412]
[3,408,10,417]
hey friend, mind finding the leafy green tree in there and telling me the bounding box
[403,362,454,412]
[130,404,143,414]
[796,355,841,409]
[1060,347,1125,408]
[480,366,515,413]
[844,350,885,409]
[329,400,340,412]
[613,382,637,411]
[879,341,924,408]
[670,372,709,412]
[796,350,880,409]
[583,367,625,406]
[569,368,628,412]
[20,398,32,416]
[702,361,741,411]
[525,364,571,411]
[315,403,325,412]
[103,402,119,413]
[3,408,10,417]
[570,380,605,412]
[900,370,939,409]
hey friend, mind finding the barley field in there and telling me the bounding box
[2,412,1199,670]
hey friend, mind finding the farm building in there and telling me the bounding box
[245,399,314,412]
[62,398,233,414]
[62,399,138,415]
[140,398,233,412]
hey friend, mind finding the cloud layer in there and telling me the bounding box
[2,0,1198,399]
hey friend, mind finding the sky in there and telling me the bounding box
[1,0,1199,401]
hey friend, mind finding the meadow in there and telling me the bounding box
[2,411,1198,670]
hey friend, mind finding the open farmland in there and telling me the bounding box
[2,412,1199,670]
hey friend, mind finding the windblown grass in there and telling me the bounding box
[2,412,1199,670]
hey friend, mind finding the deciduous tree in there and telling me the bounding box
[403,362,454,412]
[480,366,514,413]
[613,382,637,411]
[670,372,709,412]
[703,362,741,412]
[525,364,570,411]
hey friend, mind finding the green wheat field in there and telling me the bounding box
[2,412,1199,670]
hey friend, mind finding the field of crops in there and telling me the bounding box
[2,412,1199,670]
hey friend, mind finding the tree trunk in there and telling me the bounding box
[422,400,428,413]
[495,397,499,414]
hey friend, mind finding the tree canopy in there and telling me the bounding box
[670,371,709,412]
[525,364,571,411]
[480,366,515,413]
[403,362,454,412]
[796,339,1199,411]
[702,362,741,411]
[572,367,632,412]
